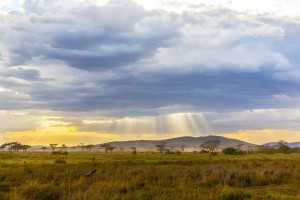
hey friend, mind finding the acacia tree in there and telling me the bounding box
[49,144,57,152]
[78,143,85,151]
[100,143,112,153]
[4,142,21,153]
[85,144,94,151]
[131,146,137,154]
[155,142,166,154]
[61,144,67,151]
[41,147,47,152]
[107,146,117,153]
[277,140,290,154]
[181,144,185,152]
[21,145,31,152]
[0,144,5,151]
[200,140,221,154]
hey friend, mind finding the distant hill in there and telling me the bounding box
[264,142,300,148]
[98,135,257,151]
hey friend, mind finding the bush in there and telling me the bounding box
[175,150,181,154]
[223,147,237,155]
[52,150,68,155]
[199,150,209,154]
[223,147,246,155]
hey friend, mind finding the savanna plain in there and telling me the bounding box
[0,152,300,200]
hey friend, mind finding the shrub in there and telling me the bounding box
[223,147,237,155]
[199,150,209,154]
[52,150,68,155]
[175,150,181,154]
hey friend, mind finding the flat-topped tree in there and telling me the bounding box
[49,144,57,152]
[21,145,31,152]
[200,140,221,154]
[61,144,67,151]
[78,143,85,151]
[107,146,117,153]
[100,143,112,153]
[155,142,166,154]
[277,140,290,154]
[85,144,94,151]
[41,147,47,152]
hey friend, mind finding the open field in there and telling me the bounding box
[0,152,300,200]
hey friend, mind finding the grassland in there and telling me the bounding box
[0,152,299,200]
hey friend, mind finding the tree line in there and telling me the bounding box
[0,142,31,153]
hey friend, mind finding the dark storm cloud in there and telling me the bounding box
[9,71,297,117]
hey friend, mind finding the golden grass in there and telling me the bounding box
[0,152,299,200]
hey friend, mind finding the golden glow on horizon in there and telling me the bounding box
[0,113,211,145]
[1,111,299,145]
[224,129,300,144]
[0,125,120,146]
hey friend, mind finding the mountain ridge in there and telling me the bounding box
[99,135,258,150]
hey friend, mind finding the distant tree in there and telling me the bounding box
[200,140,221,154]
[155,142,166,154]
[277,140,291,154]
[61,144,67,151]
[85,144,94,151]
[107,146,116,153]
[41,147,47,152]
[100,143,112,153]
[4,142,22,153]
[237,144,244,150]
[0,144,5,151]
[49,144,57,152]
[181,144,185,152]
[120,147,125,152]
[222,147,238,155]
[131,146,137,154]
[78,143,85,151]
[21,145,31,152]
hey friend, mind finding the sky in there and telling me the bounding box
[0,0,300,146]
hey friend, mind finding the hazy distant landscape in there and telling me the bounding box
[1,136,300,199]
[1,0,300,199]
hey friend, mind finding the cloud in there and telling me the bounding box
[1,0,180,71]
[0,0,299,143]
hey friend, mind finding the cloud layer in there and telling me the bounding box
[0,0,300,143]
